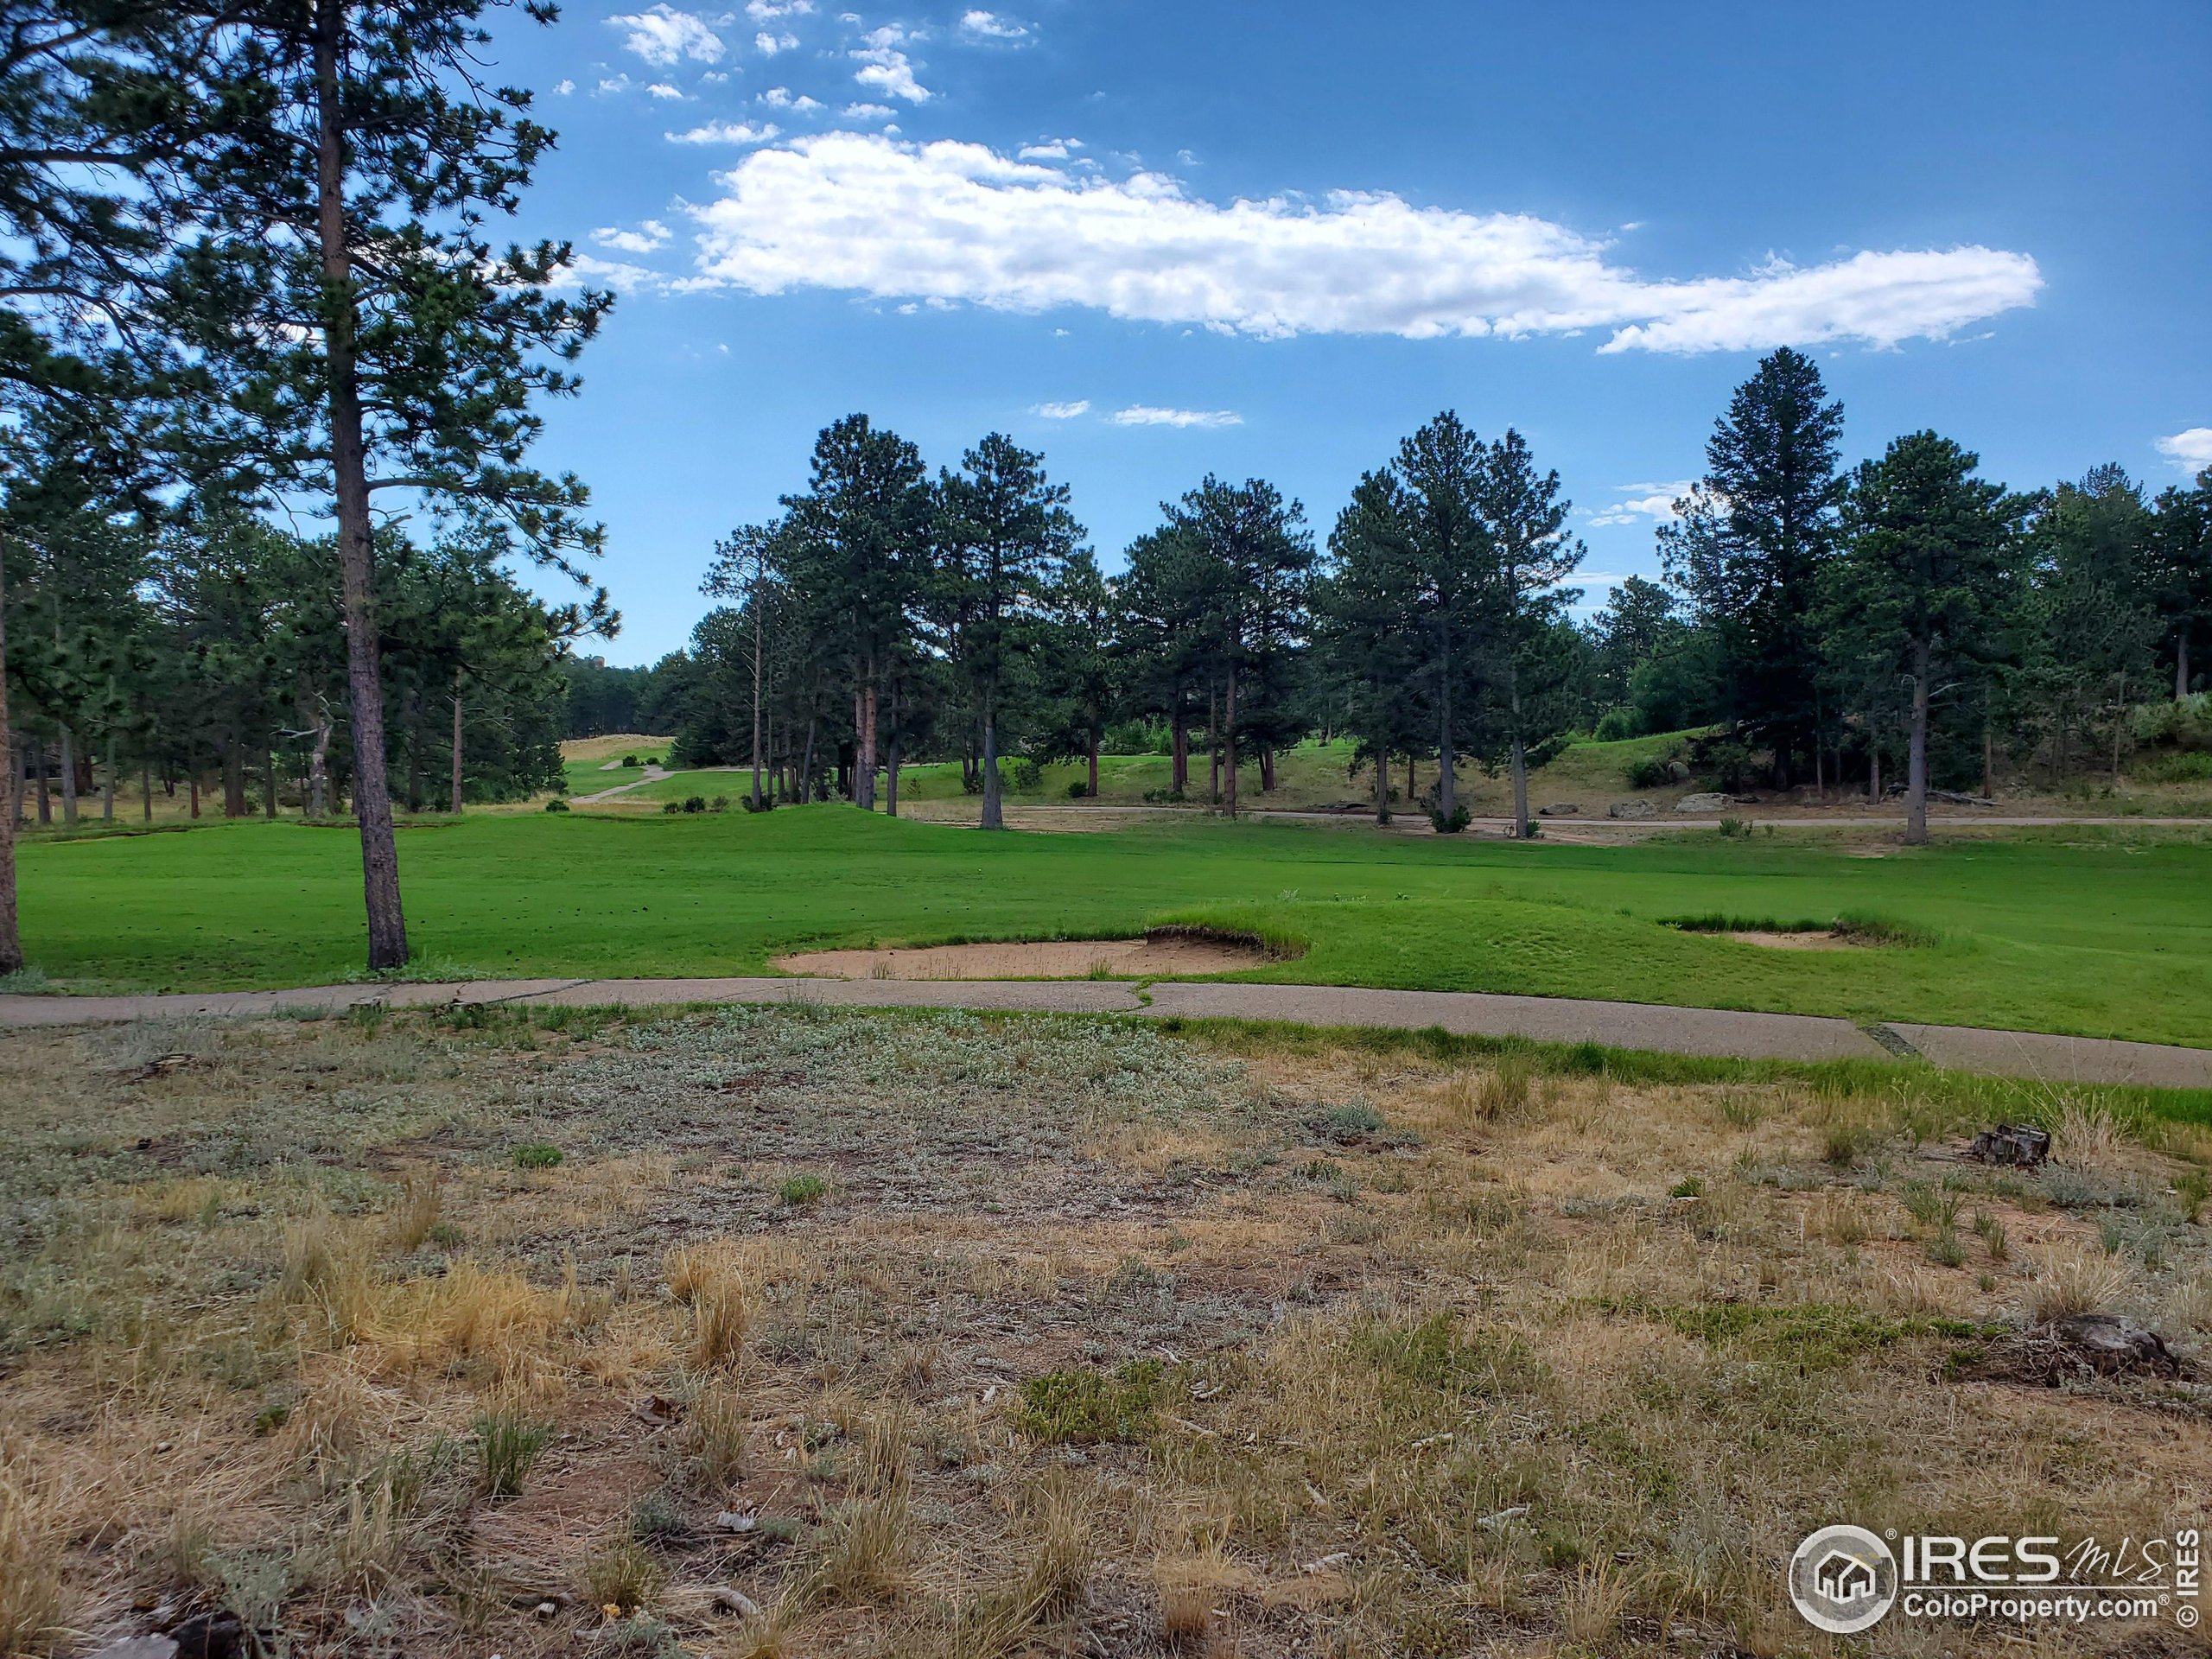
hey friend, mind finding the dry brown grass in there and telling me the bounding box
[0,1005,2205,1657]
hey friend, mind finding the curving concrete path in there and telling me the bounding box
[2,975,2208,1090]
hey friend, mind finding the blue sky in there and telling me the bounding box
[484,0,2212,664]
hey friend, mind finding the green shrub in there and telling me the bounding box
[513,1143,563,1170]
[544,798,569,813]
[1015,1360,1165,1444]
[1007,757,1043,791]
[1625,756,1672,790]
[1310,1103,1385,1142]
[779,1173,829,1206]
[741,794,774,813]
[661,800,682,814]
[1066,779,1090,798]
[1593,706,1643,742]
[621,754,639,768]
[2139,752,2212,784]
[682,796,707,814]
[1428,804,1471,835]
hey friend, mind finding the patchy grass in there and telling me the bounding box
[0,1004,2206,1656]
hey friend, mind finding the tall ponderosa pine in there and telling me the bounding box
[1160,477,1312,819]
[1318,471,1427,821]
[173,0,608,969]
[1835,432,2010,844]
[781,415,930,811]
[2150,469,2212,698]
[1477,429,1584,837]
[937,434,1084,830]
[1662,347,1845,783]
[1389,413,1493,825]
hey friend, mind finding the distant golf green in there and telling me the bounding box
[13,808,2210,1046]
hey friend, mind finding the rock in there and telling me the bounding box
[1665,760,1692,783]
[710,1587,764,1618]
[2045,1314,2186,1377]
[1606,799,1657,820]
[90,1640,179,1659]
[1966,1124,2050,1167]
[1674,791,1732,813]
[1537,803,1579,817]
[166,1614,246,1659]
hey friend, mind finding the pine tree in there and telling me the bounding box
[168,0,609,969]
[1836,432,2011,843]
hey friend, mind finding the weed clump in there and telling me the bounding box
[512,1142,563,1170]
[475,1406,552,1497]
[1015,1360,1166,1444]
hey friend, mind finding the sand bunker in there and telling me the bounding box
[1718,929,1865,950]
[773,931,1273,980]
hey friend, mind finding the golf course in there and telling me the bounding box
[16,807,2211,1048]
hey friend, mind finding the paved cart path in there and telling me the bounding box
[3,975,2207,1090]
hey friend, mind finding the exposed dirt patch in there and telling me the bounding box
[1721,928,1868,950]
[773,931,1270,980]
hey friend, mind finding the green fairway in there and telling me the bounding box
[14,809,2211,1046]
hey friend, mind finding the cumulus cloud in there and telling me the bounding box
[761,86,824,111]
[842,101,896,119]
[645,81,686,99]
[1017,137,1081,159]
[960,9,1028,39]
[593,219,673,254]
[608,4,726,66]
[852,30,932,101]
[747,0,812,16]
[756,29,798,53]
[669,119,783,145]
[1032,399,1090,418]
[1586,480,1694,527]
[2155,428,2212,473]
[553,78,575,95]
[1109,405,1242,428]
[683,133,2043,353]
[550,252,671,294]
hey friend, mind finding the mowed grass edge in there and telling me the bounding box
[13,806,2212,1048]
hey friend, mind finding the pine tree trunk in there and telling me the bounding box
[1905,641,1930,847]
[308,710,330,818]
[141,758,151,823]
[1372,741,1391,823]
[189,766,199,819]
[980,691,1002,830]
[221,739,245,818]
[749,568,765,809]
[1223,665,1239,819]
[1087,729,1099,798]
[316,0,408,969]
[58,729,77,827]
[1259,745,1274,793]
[1868,741,1880,807]
[1982,721,1995,801]
[0,534,21,973]
[1171,703,1187,795]
[449,680,464,813]
[799,715,817,802]
[104,734,116,823]
[1207,688,1220,804]
[35,736,49,823]
[1435,627,1455,823]
[1510,735,1530,840]
[886,679,900,817]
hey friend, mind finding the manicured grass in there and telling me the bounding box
[14,807,2212,1046]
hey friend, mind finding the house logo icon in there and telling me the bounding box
[1789,1524,1898,1634]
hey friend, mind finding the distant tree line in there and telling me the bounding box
[661,353,2209,847]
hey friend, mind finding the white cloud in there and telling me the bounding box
[1032,399,1090,418]
[596,74,632,94]
[756,29,798,53]
[960,9,1028,39]
[1586,480,1694,527]
[645,81,686,99]
[593,219,673,254]
[553,78,575,95]
[1017,137,1079,159]
[2155,428,2212,473]
[607,4,726,66]
[842,101,895,119]
[550,252,671,294]
[761,86,823,111]
[747,0,813,16]
[852,38,932,101]
[1109,405,1242,428]
[683,133,2042,353]
[668,118,783,145]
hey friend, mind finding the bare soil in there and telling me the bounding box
[772,934,1268,980]
[1719,928,1866,950]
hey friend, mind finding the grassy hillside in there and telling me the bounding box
[14,808,2212,1046]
